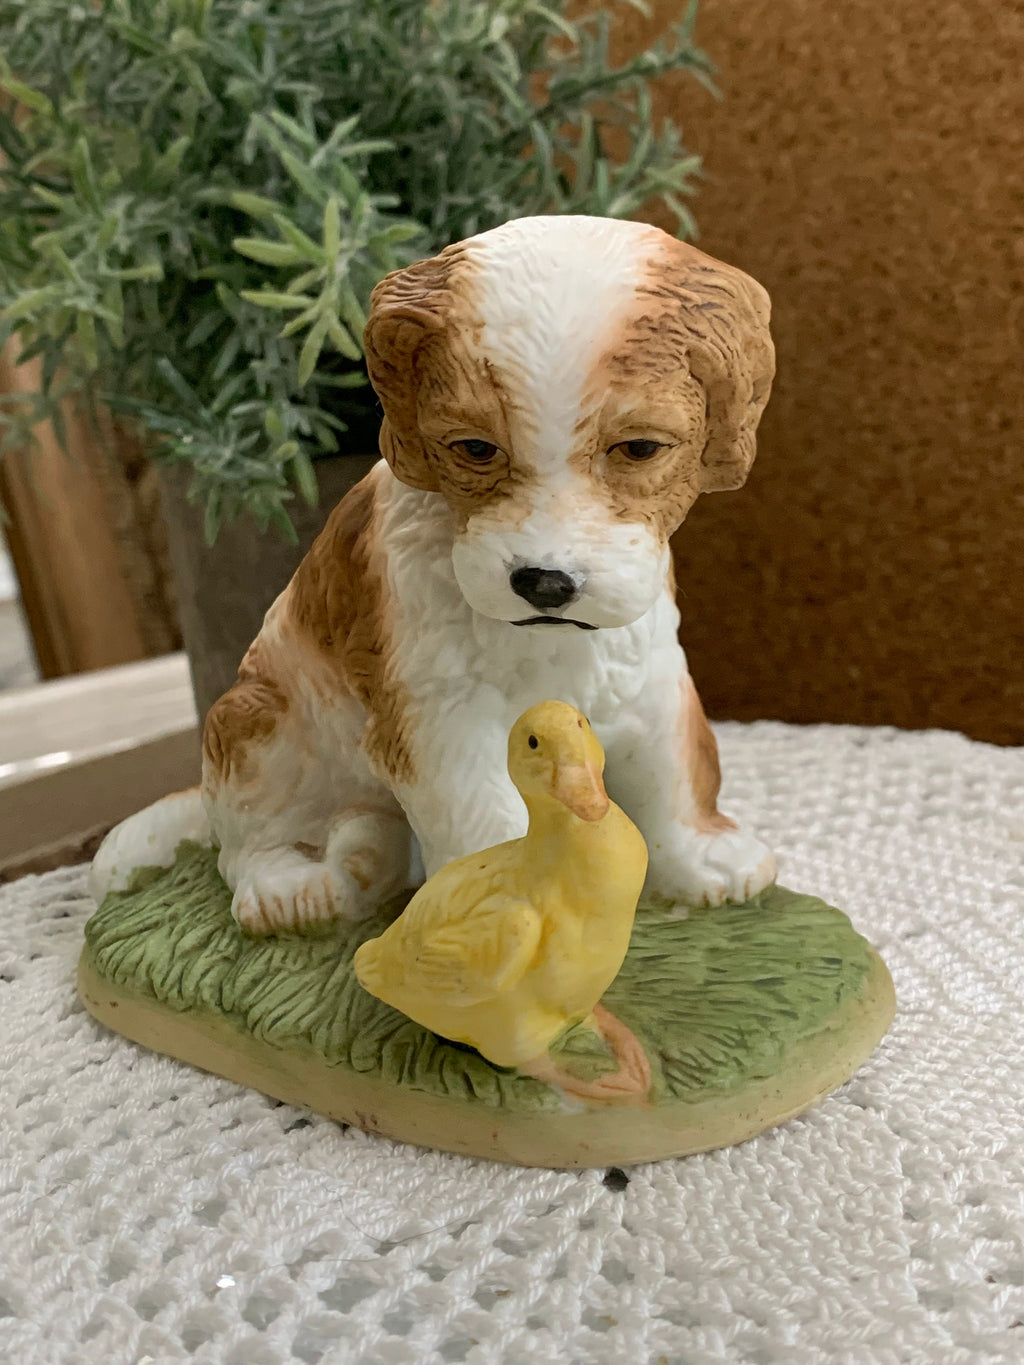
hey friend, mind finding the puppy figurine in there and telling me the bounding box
[92,216,777,934]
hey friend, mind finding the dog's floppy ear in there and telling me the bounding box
[363,248,464,492]
[658,240,775,494]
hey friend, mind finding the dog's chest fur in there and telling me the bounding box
[374,468,684,736]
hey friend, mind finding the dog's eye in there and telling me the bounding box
[611,439,663,461]
[452,439,498,462]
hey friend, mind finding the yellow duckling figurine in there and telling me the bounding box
[354,700,651,1105]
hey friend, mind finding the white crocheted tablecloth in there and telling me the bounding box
[2,722,1023,1365]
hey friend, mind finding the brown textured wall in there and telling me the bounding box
[619,1,1024,743]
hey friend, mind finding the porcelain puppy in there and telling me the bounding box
[92,215,777,933]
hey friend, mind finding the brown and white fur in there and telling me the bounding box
[92,216,777,933]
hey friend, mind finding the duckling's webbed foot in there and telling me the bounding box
[523,1004,651,1106]
[591,1003,651,1095]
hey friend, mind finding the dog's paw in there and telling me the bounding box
[227,814,415,936]
[325,810,413,912]
[230,849,358,936]
[646,825,776,910]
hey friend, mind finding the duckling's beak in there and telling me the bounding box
[552,759,610,822]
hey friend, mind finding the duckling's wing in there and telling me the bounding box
[412,895,542,1008]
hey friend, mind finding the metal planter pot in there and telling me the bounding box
[159,451,379,723]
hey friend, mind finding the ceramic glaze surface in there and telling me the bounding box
[80,216,899,1157]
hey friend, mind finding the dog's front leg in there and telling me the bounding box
[605,669,776,909]
[394,704,528,879]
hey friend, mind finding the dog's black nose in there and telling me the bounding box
[509,566,579,611]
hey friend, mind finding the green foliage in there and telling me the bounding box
[0,0,714,536]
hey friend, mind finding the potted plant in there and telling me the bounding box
[0,0,713,715]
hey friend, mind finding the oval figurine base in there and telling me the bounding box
[77,844,895,1169]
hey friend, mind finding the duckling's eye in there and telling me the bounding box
[452,438,498,462]
[528,734,538,749]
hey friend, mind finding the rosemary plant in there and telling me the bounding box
[0,0,713,537]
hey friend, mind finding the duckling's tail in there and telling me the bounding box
[89,788,211,903]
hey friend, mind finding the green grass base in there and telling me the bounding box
[84,843,879,1115]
